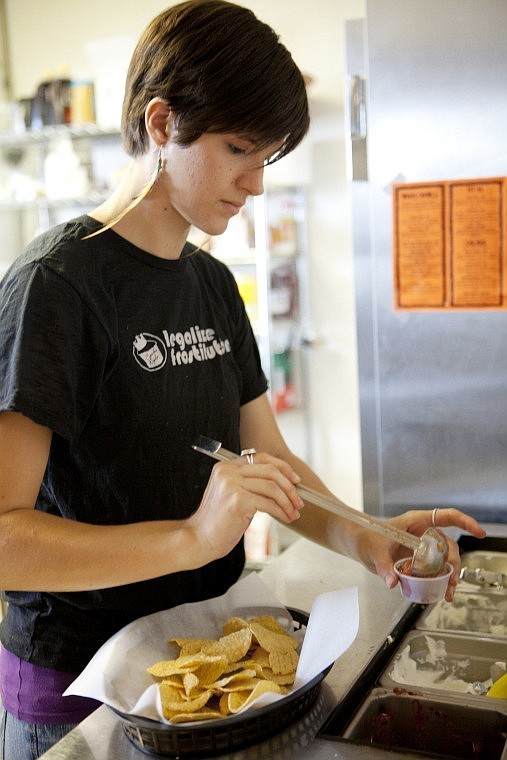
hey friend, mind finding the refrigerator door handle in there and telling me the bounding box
[349,75,368,181]
[350,74,367,139]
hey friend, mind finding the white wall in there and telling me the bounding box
[5,0,360,108]
[4,0,364,508]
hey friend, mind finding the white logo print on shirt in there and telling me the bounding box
[133,333,167,371]
[133,326,231,372]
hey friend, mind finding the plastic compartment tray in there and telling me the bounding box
[341,687,507,759]
[417,588,507,639]
[460,549,507,587]
[461,550,507,575]
[378,629,507,699]
[318,535,507,758]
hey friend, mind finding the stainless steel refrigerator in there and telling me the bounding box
[346,0,507,522]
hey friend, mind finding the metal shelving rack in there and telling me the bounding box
[0,123,123,257]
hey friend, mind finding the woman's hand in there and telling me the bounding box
[353,508,486,601]
[187,452,304,561]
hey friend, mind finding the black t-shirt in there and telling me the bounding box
[0,215,268,671]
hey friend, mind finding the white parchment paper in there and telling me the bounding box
[64,573,359,724]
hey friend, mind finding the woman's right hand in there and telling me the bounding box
[187,453,304,560]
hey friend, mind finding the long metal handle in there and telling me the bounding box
[350,74,367,139]
[192,436,419,551]
[460,567,505,587]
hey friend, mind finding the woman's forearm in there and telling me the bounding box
[0,508,206,592]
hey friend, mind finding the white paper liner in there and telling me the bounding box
[64,573,359,725]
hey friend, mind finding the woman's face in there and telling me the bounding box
[161,132,283,236]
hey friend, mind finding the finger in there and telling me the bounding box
[427,507,487,538]
[206,460,301,524]
[444,576,458,602]
[237,460,304,513]
[443,547,460,601]
[425,507,486,593]
[238,451,302,486]
[239,477,302,523]
[360,532,407,590]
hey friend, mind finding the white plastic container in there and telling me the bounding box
[394,559,452,604]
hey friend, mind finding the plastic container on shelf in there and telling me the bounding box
[271,349,297,413]
[244,512,278,564]
[70,81,95,124]
[270,265,298,317]
[43,135,90,199]
[235,273,258,324]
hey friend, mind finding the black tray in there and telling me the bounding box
[110,607,330,757]
[458,534,507,555]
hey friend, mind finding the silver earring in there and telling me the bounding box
[157,145,166,174]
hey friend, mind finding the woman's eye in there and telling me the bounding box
[228,143,247,155]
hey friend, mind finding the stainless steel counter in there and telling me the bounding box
[40,529,505,760]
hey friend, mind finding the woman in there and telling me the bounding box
[0,1,484,757]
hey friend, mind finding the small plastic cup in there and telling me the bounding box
[393,559,453,604]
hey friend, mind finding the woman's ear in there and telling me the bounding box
[145,97,173,146]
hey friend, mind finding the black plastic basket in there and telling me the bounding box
[110,607,330,757]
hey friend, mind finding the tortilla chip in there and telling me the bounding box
[222,616,249,635]
[249,614,290,635]
[159,675,185,689]
[169,709,224,724]
[182,671,200,696]
[227,680,281,714]
[269,647,299,675]
[260,667,296,685]
[222,659,264,677]
[250,647,270,667]
[192,657,228,686]
[147,660,194,678]
[201,626,252,663]
[160,683,213,717]
[169,637,215,656]
[219,692,231,715]
[211,669,258,690]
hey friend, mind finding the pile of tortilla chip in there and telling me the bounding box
[147,614,300,723]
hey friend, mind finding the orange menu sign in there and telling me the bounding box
[393,178,507,310]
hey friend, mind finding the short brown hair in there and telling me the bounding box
[121,0,309,161]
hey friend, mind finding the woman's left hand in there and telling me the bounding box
[356,507,486,602]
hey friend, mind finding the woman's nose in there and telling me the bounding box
[239,166,264,197]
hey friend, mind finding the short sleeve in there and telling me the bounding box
[0,261,111,442]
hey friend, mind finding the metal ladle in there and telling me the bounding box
[410,527,449,577]
[192,436,449,578]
